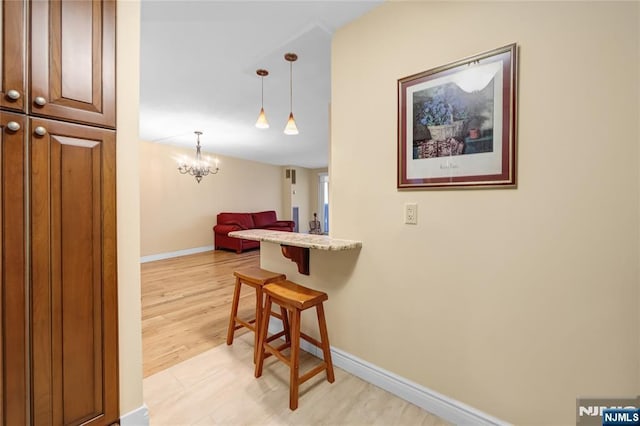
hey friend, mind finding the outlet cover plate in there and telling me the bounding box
[405,203,417,224]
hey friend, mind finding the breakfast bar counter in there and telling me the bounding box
[229,229,362,250]
[229,229,362,274]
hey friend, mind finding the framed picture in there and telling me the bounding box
[397,43,518,189]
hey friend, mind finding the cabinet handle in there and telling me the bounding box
[6,90,21,101]
[34,96,47,106]
[34,126,47,136]
[7,121,21,132]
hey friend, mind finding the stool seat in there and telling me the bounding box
[233,267,285,286]
[263,280,328,310]
[256,279,335,411]
[226,267,288,363]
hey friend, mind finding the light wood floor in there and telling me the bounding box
[141,249,260,377]
[144,333,451,425]
[142,250,450,424]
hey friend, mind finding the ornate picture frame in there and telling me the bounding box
[397,44,518,189]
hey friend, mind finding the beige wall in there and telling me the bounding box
[139,141,283,256]
[328,1,639,424]
[116,0,143,416]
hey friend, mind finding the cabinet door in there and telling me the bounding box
[0,112,27,425]
[31,117,117,426]
[0,0,27,112]
[31,0,116,128]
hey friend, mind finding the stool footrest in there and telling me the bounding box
[273,341,291,352]
[265,343,291,366]
[300,332,322,349]
[266,330,287,342]
[271,311,285,320]
[235,318,257,331]
[299,362,328,385]
[260,341,292,362]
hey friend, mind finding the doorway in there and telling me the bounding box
[318,173,329,234]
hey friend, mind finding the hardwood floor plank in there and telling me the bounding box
[141,249,260,377]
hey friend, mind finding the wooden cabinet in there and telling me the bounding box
[0,112,27,426]
[0,1,27,113]
[30,118,118,426]
[1,0,116,128]
[1,0,118,424]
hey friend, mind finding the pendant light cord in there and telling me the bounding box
[289,60,293,112]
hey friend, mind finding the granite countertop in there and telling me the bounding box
[228,229,362,251]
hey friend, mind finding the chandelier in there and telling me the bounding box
[177,131,219,183]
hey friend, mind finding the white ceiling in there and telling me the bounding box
[139,0,382,169]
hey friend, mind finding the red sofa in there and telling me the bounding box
[213,210,295,253]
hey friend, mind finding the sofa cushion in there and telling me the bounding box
[217,212,254,230]
[252,210,278,228]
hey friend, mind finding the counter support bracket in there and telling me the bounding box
[280,245,310,275]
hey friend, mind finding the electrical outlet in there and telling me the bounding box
[405,203,418,224]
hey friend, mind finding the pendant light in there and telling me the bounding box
[255,69,269,129]
[284,53,299,135]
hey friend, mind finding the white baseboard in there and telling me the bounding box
[120,404,149,426]
[140,245,214,263]
[267,319,509,426]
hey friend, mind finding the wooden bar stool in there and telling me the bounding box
[226,267,289,362]
[255,280,335,410]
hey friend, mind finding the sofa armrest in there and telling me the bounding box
[213,224,242,235]
[273,220,296,228]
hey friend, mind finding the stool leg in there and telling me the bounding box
[226,277,242,345]
[253,286,263,363]
[280,306,290,343]
[289,308,301,410]
[255,295,272,378]
[316,303,335,383]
